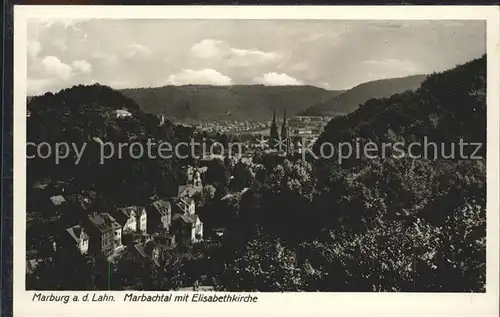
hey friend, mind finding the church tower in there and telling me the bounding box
[270,108,279,149]
[192,168,202,188]
[280,108,290,153]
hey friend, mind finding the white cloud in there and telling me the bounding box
[72,60,92,75]
[253,72,303,86]
[190,39,283,67]
[28,56,94,95]
[190,39,225,59]
[165,68,232,86]
[26,20,485,94]
[126,43,152,59]
[38,56,74,80]
[229,48,279,61]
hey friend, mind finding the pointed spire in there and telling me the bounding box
[270,108,279,148]
[283,108,287,122]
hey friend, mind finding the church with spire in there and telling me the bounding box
[280,108,290,154]
[270,108,279,149]
[269,108,290,154]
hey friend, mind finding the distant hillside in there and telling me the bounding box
[119,85,344,122]
[315,55,486,154]
[302,75,427,117]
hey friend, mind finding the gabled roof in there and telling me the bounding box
[201,154,224,161]
[113,206,145,225]
[151,200,171,216]
[92,137,104,144]
[172,197,194,214]
[177,184,203,198]
[134,243,148,258]
[88,213,121,233]
[134,240,155,258]
[117,206,137,218]
[155,232,176,245]
[66,225,89,243]
[50,195,66,206]
[116,109,132,116]
[173,213,199,225]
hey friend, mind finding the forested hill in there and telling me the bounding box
[302,74,427,117]
[28,84,141,114]
[26,83,193,205]
[315,55,486,155]
[119,85,344,121]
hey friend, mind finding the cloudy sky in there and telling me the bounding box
[27,19,485,95]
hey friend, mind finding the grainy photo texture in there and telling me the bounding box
[25,19,487,292]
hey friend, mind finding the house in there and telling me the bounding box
[147,200,172,233]
[84,212,122,256]
[221,193,234,201]
[172,213,203,244]
[155,232,176,248]
[26,258,44,275]
[50,195,66,206]
[172,197,196,216]
[134,240,155,258]
[158,114,165,127]
[134,233,175,266]
[177,184,203,198]
[170,198,203,244]
[178,167,204,198]
[115,109,132,118]
[113,206,147,234]
[65,225,89,255]
[200,154,225,162]
[151,234,176,266]
[137,206,147,233]
[112,207,137,233]
[187,166,207,184]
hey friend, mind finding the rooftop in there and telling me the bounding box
[177,184,203,198]
[50,195,66,206]
[88,213,121,233]
[151,200,171,216]
[66,225,89,243]
[173,213,198,224]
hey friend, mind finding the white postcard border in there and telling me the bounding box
[13,5,500,317]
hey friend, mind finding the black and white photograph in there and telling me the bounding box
[17,6,497,305]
